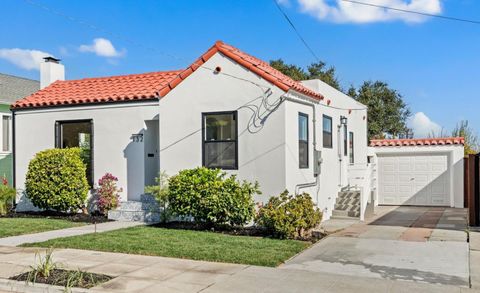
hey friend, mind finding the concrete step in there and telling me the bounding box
[331,209,360,218]
[108,210,160,223]
[330,214,361,220]
[337,191,360,199]
[335,198,360,205]
[117,201,160,212]
[334,203,360,211]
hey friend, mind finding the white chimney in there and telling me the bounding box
[40,57,65,89]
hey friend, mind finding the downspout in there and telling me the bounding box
[283,94,321,200]
[12,109,16,206]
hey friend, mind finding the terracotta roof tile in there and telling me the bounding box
[13,41,324,109]
[158,41,324,101]
[370,137,465,147]
[12,71,181,109]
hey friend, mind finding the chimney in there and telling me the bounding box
[40,57,65,89]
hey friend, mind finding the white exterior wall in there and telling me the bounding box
[295,80,368,219]
[159,53,287,204]
[14,101,159,208]
[373,145,464,208]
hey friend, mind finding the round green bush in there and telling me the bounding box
[25,148,89,212]
[256,191,322,239]
[167,167,259,226]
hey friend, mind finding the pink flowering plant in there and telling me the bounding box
[96,173,122,215]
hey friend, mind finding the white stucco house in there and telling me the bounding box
[11,41,465,221]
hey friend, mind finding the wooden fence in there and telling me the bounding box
[465,154,479,226]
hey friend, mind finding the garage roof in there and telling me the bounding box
[370,137,465,147]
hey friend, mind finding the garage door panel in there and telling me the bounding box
[378,153,450,206]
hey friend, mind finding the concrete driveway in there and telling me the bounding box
[282,206,469,287]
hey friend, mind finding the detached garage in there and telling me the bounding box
[371,137,465,208]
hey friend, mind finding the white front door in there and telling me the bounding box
[378,153,450,206]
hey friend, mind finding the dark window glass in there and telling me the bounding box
[343,124,347,156]
[323,115,332,148]
[56,120,93,185]
[299,113,308,168]
[203,112,237,169]
[349,132,354,164]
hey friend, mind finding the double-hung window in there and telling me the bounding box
[55,120,93,185]
[298,113,308,168]
[202,112,238,169]
[323,115,333,148]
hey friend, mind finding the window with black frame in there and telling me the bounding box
[343,124,347,156]
[203,112,237,169]
[55,120,93,185]
[349,131,354,164]
[298,113,308,168]
[323,115,332,148]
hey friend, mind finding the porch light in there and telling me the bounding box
[340,116,348,125]
[131,133,143,143]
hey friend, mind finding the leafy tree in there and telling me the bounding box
[270,59,342,91]
[452,120,479,155]
[350,81,411,140]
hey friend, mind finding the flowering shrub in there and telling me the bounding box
[96,173,122,215]
[0,177,16,215]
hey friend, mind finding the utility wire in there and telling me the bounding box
[340,0,480,25]
[271,0,320,61]
[21,0,366,112]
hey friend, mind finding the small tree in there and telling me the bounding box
[96,173,122,215]
[0,177,15,216]
[452,120,479,155]
[350,81,411,140]
[25,148,89,212]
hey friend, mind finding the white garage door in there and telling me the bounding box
[378,153,450,206]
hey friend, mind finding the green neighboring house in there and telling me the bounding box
[0,73,39,185]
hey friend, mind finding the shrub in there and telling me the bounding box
[0,177,16,216]
[256,191,322,239]
[96,173,122,215]
[25,148,89,212]
[145,171,170,222]
[167,167,259,226]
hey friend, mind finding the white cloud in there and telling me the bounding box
[0,48,52,70]
[295,0,442,23]
[409,112,443,138]
[79,38,124,58]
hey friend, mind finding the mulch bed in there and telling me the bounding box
[153,221,270,237]
[3,211,109,224]
[10,269,112,289]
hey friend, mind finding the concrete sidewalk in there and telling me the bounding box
[0,246,475,293]
[0,221,142,246]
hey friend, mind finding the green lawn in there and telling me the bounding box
[0,218,85,238]
[22,226,310,267]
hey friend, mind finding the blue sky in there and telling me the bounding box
[1,0,479,137]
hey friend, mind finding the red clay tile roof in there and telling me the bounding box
[159,41,324,100]
[370,137,465,147]
[12,70,181,109]
[13,41,324,109]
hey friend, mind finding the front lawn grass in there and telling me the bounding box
[0,218,86,238]
[22,226,310,267]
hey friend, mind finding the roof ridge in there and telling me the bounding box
[57,70,183,84]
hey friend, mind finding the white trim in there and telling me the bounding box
[13,100,159,115]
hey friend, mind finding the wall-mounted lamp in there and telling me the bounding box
[131,133,143,143]
[340,116,348,125]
